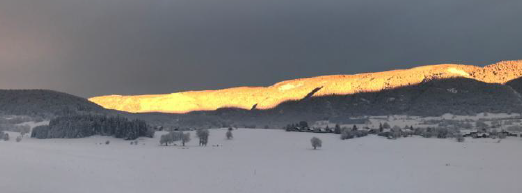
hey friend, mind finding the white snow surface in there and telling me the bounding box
[1,129,522,193]
[16,121,50,129]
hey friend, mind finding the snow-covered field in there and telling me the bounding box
[1,129,522,193]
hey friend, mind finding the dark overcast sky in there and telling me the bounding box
[1,0,521,97]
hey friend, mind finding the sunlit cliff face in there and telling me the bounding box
[89,60,522,114]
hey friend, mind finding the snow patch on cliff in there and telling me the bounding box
[447,68,470,77]
[278,82,303,91]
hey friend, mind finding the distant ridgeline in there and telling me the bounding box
[91,60,522,114]
[96,60,522,129]
[31,114,155,140]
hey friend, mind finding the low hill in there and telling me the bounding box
[0,89,107,118]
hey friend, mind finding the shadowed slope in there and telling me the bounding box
[506,77,522,95]
[90,60,522,114]
[125,77,522,129]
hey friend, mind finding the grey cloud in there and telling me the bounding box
[0,0,521,97]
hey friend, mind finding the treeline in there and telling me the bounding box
[31,115,154,140]
[159,128,211,146]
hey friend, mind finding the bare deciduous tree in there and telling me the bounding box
[226,129,233,140]
[160,134,171,146]
[311,137,322,150]
[196,129,209,146]
[456,133,465,142]
[181,132,191,146]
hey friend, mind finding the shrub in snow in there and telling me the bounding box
[456,133,465,142]
[498,132,506,139]
[446,130,457,138]
[422,128,433,138]
[341,129,369,139]
[340,129,354,140]
[16,136,22,142]
[3,133,9,141]
[436,128,449,139]
[105,140,110,145]
[354,130,368,138]
[310,137,322,150]
[334,124,341,134]
[285,124,295,131]
[413,128,423,136]
[226,130,233,140]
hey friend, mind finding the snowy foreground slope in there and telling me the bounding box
[1,129,521,193]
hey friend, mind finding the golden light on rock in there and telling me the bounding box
[89,60,522,114]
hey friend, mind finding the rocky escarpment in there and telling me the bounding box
[90,60,522,114]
